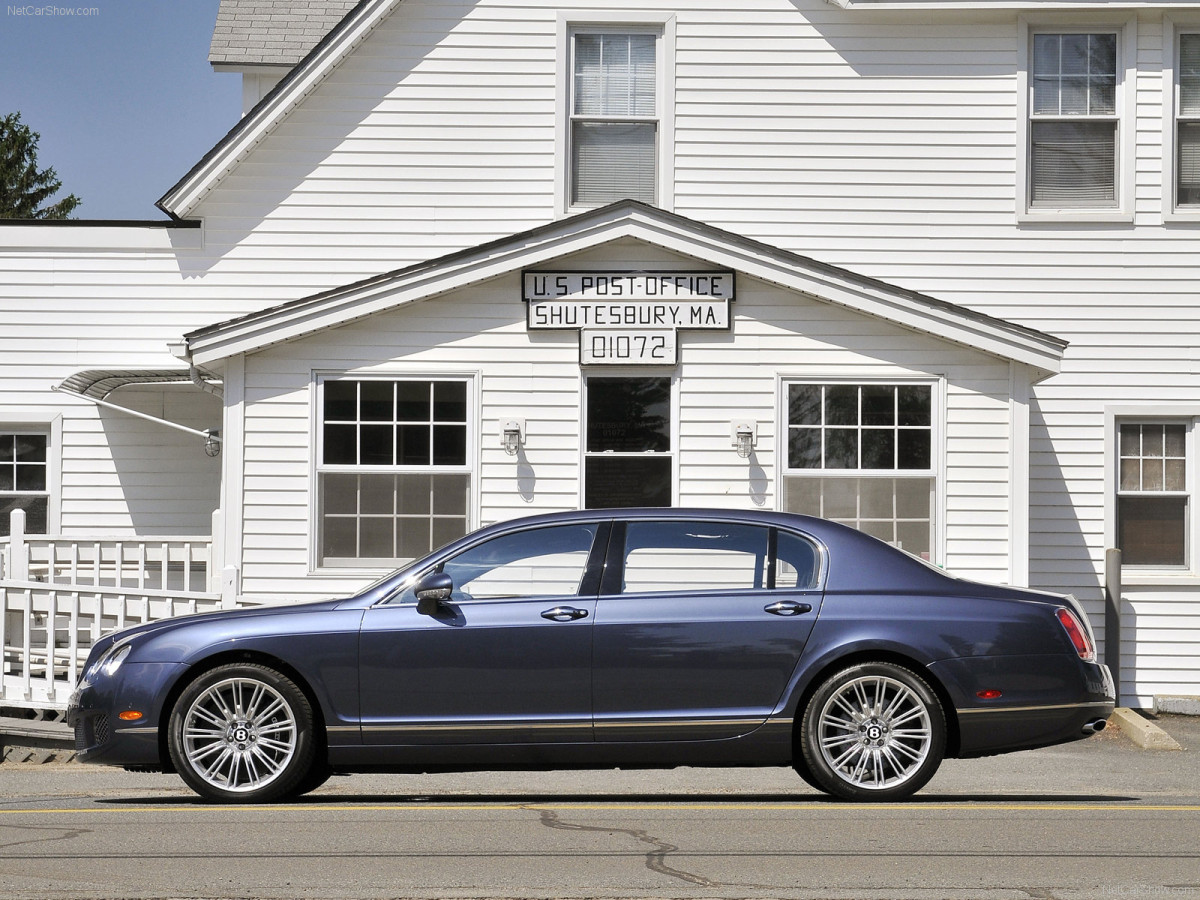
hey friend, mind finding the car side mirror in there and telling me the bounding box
[414,571,453,616]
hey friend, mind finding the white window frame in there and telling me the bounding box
[311,373,477,573]
[1105,406,1200,583]
[1017,16,1136,223]
[579,369,679,509]
[556,12,675,216]
[777,377,944,564]
[0,413,62,537]
[1163,17,1200,221]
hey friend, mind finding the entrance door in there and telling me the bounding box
[358,521,605,745]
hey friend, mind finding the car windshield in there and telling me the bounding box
[348,564,421,601]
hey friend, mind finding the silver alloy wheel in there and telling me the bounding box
[180,676,298,794]
[815,673,933,790]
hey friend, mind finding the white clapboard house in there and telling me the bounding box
[2,0,1198,712]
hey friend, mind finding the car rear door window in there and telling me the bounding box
[615,521,822,594]
[618,521,768,593]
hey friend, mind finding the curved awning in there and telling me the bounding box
[52,368,224,449]
[56,368,222,401]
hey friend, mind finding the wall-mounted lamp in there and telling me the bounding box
[731,421,757,459]
[500,418,525,456]
[203,429,222,458]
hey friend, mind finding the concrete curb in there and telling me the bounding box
[1110,707,1183,750]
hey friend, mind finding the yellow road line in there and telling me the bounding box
[2,802,1199,814]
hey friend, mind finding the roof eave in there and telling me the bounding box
[830,0,1200,7]
[158,0,401,219]
[183,202,1066,379]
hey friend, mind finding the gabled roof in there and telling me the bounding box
[183,201,1067,377]
[161,0,400,218]
[209,0,360,68]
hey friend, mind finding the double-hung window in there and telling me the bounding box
[1177,33,1200,207]
[584,375,672,508]
[1117,422,1190,568]
[1029,31,1119,209]
[317,378,471,567]
[570,30,658,207]
[0,431,48,536]
[782,383,936,559]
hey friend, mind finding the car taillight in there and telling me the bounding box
[1056,608,1096,662]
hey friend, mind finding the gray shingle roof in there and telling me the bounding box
[209,0,361,67]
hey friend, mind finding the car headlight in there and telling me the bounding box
[85,642,132,682]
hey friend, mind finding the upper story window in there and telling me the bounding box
[570,30,658,207]
[782,383,936,560]
[317,378,471,568]
[1029,31,1119,209]
[1177,34,1200,207]
[0,431,48,536]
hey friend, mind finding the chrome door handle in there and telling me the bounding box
[764,600,812,617]
[541,606,589,622]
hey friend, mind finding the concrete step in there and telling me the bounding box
[1155,695,1200,716]
[0,715,72,741]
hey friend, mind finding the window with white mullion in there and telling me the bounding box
[783,383,936,560]
[0,430,49,536]
[317,378,471,567]
[1117,421,1190,567]
[1029,31,1119,208]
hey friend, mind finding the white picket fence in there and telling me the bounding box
[0,509,230,711]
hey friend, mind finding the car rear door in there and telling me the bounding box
[592,519,823,742]
[358,520,606,745]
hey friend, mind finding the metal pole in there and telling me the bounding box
[1104,548,1122,703]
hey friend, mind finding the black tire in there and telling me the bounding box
[791,752,823,793]
[800,662,945,801]
[167,663,316,804]
[285,762,334,799]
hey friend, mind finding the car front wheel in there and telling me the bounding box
[168,663,316,803]
[800,662,945,801]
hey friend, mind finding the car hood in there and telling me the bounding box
[91,598,348,656]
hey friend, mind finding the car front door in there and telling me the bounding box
[358,520,606,745]
[592,519,824,742]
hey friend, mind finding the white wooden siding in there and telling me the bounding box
[0,0,1196,697]
[1120,587,1200,708]
[237,248,1014,602]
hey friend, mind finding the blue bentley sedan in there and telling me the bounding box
[68,508,1114,803]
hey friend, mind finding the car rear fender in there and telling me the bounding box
[775,598,966,756]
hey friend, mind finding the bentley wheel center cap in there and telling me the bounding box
[229,723,253,745]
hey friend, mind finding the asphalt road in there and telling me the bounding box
[0,716,1198,900]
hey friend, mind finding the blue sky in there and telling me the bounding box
[1,0,242,219]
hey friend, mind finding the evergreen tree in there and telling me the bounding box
[0,112,81,219]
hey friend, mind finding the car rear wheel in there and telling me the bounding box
[800,662,945,801]
[168,663,316,803]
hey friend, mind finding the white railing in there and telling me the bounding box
[0,508,236,711]
[1,510,218,593]
[1,580,224,710]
